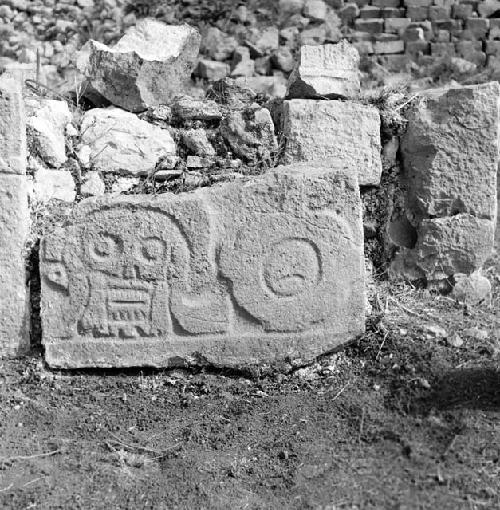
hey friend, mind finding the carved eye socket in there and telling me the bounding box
[140,238,165,262]
[90,233,122,261]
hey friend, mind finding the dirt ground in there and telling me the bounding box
[1,247,499,510]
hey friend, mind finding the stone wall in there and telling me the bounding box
[3,0,500,91]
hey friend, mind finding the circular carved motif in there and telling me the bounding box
[263,238,320,298]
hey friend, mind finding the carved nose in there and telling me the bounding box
[123,265,140,279]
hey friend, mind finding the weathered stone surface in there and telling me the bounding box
[40,163,365,368]
[79,19,201,112]
[33,168,76,203]
[452,271,492,305]
[0,76,26,175]
[401,82,500,223]
[171,95,222,122]
[79,107,176,176]
[392,215,495,281]
[0,175,30,356]
[282,99,382,186]
[220,105,277,163]
[182,129,216,157]
[81,171,105,198]
[286,42,360,99]
[26,99,72,168]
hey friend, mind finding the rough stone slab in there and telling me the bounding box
[78,20,201,112]
[0,76,26,175]
[0,175,30,356]
[33,168,76,203]
[401,82,500,222]
[41,163,365,369]
[286,41,360,99]
[26,99,72,168]
[79,107,176,176]
[392,215,495,281]
[282,99,382,186]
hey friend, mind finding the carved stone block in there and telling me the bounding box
[0,175,30,356]
[41,164,365,368]
[0,76,30,357]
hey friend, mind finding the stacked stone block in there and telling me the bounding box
[391,82,499,283]
[283,42,382,187]
[0,76,30,356]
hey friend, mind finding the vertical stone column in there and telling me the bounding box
[0,75,30,356]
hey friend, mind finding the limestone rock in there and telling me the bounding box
[26,99,72,168]
[201,27,238,62]
[78,19,201,112]
[303,0,328,22]
[81,171,105,197]
[196,59,229,81]
[287,41,360,99]
[393,215,495,281]
[0,77,29,356]
[40,163,365,368]
[234,76,288,97]
[220,105,277,163]
[171,95,222,122]
[401,82,500,223]
[34,168,76,203]
[245,27,279,58]
[452,271,492,305]
[0,75,26,175]
[282,99,382,186]
[182,129,216,157]
[0,175,30,357]
[79,107,176,176]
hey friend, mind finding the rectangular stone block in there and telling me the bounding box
[374,39,405,54]
[0,76,26,175]
[401,82,499,223]
[354,18,385,33]
[431,42,456,57]
[282,99,382,186]
[392,215,496,281]
[0,175,30,356]
[407,6,429,21]
[385,17,412,34]
[40,164,365,369]
[286,42,361,99]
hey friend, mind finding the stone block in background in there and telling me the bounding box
[282,99,382,186]
[79,107,177,176]
[286,41,361,99]
[401,82,499,223]
[78,19,201,112]
[0,75,30,357]
[40,164,365,368]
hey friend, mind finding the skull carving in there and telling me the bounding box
[44,206,190,339]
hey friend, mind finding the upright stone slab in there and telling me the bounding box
[401,82,499,223]
[0,76,26,175]
[394,82,500,282]
[286,41,361,99]
[282,99,382,186]
[40,164,365,369]
[0,76,30,356]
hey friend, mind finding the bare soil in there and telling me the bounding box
[1,250,499,509]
